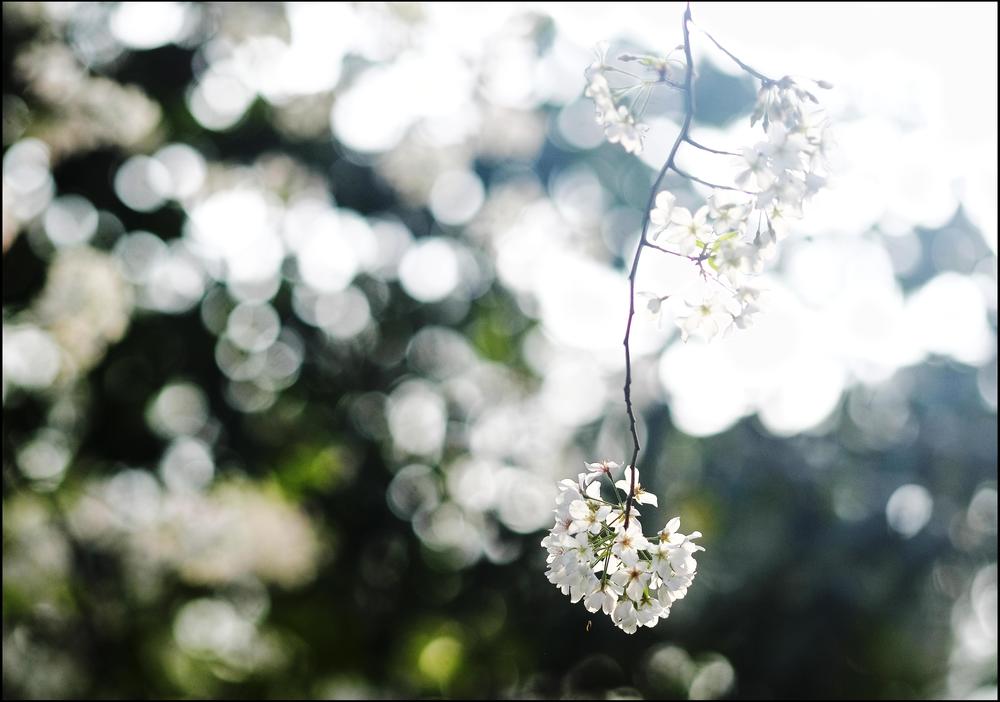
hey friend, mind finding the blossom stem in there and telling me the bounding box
[622,1,696,530]
[670,164,755,194]
[692,24,776,84]
[644,240,706,261]
[684,135,740,156]
[605,66,644,80]
[635,84,654,122]
[600,549,613,587]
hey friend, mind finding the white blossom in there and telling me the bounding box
[675,291,738,342]
[707,192,752,236]
[603,106,647,154]
[750,76,817,132]
[635,594,666,627]
[731,296,761,330]
[611,559,652,601]
[615,466,658,507]
[584,579,623,615]
[611,523,650,566]
[612,599,639,634]
[713,236,763,286]
[735,143,774,190]
[584,459,620,482]
[568,481,612,535]
[542,463,704,634]
[582,43,669,155]
[649,191,677,234]
[763,124,809,172]
[584,71,616,124]
[659,205,712,256]
[637,291,670,331]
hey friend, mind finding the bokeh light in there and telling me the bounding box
[2,2,995,700]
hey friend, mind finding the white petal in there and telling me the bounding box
[602,592,617,615]
[626,578,645,601]
[671,208,692,226]
[583,592,603,613]
[655,191,676,210]
[568,500,591,520]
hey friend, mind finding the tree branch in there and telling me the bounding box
[622,2,696,530]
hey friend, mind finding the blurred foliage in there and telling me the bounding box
[2,3,997,700]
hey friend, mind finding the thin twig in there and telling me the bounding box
[694,25,775,83]
[657,77,686,90]
[645,240,705,262]
[685,135,740,157]
[670,164,755,194]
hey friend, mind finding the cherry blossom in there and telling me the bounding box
[675,291,739,342]
[541,463,703,633]
[615,466,658,507]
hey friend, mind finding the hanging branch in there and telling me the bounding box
[621,2,696,529]
[544,0,831,635]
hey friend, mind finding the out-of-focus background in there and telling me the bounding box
[2,2,996,699]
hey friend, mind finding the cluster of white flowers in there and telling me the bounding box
[583,44,686,155]
[643,74,830,342]
[582,28,832,344]
[541,461,703,633]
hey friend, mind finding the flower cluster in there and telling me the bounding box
[751,75,830,134]
[643,74,830,342]
[583,24,832,344]
[583,44,686,155]
[541,461,703,633]
[659,81,828,340]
